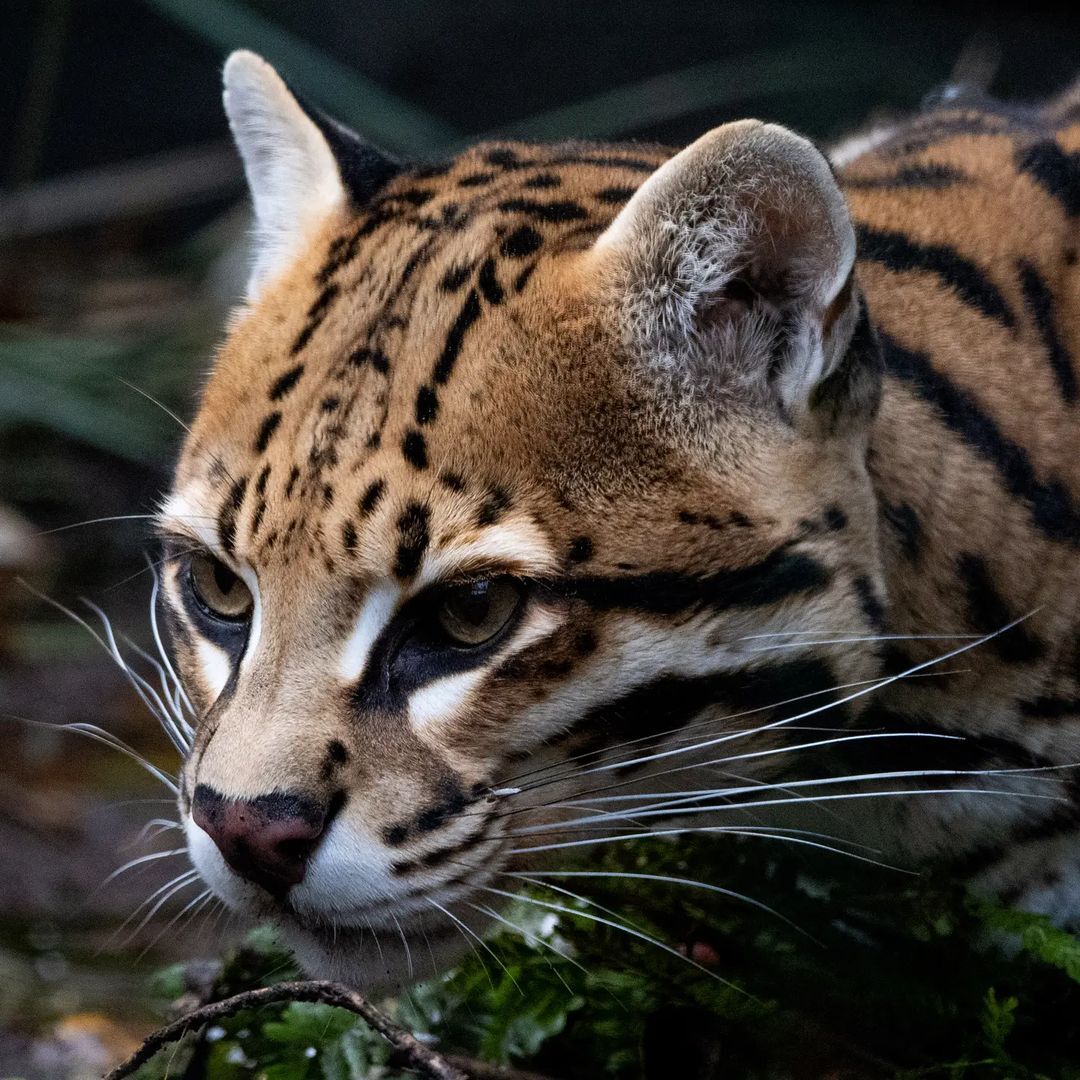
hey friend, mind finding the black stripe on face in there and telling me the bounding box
[855,223,1015,328]
[957,553,1045,663]
[1017,259,1077,403]
[1017,140,1080,218]
[434,290,482,385]
[571,658,841,769]
[218,476,248,557]
[881,330,1080,546]
[558,548,831,617]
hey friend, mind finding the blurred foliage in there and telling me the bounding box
[126,837,1080,1080]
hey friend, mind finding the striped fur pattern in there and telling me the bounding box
[159,53,1080,987]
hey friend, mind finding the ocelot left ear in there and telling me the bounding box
[594,119,878,435]
[222,50,401,298]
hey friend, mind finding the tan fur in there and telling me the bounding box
[161,64,1080,985]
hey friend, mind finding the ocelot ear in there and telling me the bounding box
[595,120,876,433]
[222,50,401,298]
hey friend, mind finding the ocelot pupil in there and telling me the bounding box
[213,561,238,595]
[455,583,492,625]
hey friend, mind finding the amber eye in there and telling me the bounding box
[436,578,523,646]
[188,553,253,621]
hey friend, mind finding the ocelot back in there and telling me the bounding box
[157,51,1080,986]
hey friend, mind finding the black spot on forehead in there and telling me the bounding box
[402,429,429,470]
[394,502,430,579]
[477,258,504,305]
[269,364,305,401]
[254,464,271,498]
[254,411,282,453]
[218,475,248,556]
[349,346,391,374]
[500,225,543,258]
[284,465,300,499]
[458,171,496,187]
[415,385,439,425]
[439,470,466,493]
[359,479,386,516]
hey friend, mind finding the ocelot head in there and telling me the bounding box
[161,51,885,987]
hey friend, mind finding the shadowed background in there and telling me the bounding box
[0,0,1077,1074]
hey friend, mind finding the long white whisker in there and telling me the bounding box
[514,869,812,938]
[427,898,519,992]
[2,713,179,793]
[480,883,743,991]
[508,786,1062,853]
[147,567,196,721]
[745,634,982,653]
[99,847,187,888]
[81,599,189,754]
[554,620,1038,784]
[466,900,590,982]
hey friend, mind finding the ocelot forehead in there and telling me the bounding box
[176,141,710,574]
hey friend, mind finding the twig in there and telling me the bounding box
[104,979,469,1080]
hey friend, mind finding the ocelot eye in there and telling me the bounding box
[188,553,253,621]
[436,578,524,646]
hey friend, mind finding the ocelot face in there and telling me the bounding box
[161,51,885,987]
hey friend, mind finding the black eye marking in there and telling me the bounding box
[824,506,849,531]
[568,536,593,563]
[402,430,428,470]
[254,411,282,453]
[269,364,304,401]
[394,502,430,579]
[499,225,542,258]
[359,479,386,516]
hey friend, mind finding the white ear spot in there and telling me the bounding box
[223,50,347,298]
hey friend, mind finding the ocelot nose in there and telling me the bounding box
[191,784,333,897]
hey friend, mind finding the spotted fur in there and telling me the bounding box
[160,53,1080,987]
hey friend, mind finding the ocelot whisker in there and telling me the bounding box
[99,847,188,889]
[466,900,591,985]
[523,621,1036,791]
[147,566,196,718]
[506,785,1064,852]
[2,713,178,793]
[479,883,744,992]
[479,731,963,823]
[427,897,519,992]
[37,513,215,537]
[512,869,814,939]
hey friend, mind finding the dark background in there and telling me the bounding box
[0,1,1077,1074]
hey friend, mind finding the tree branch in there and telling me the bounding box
[103,978,548,1080]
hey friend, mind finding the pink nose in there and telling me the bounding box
[192,785,331,897]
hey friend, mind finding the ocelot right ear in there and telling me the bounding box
[593,120,879,436]
[222,50,401,299]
